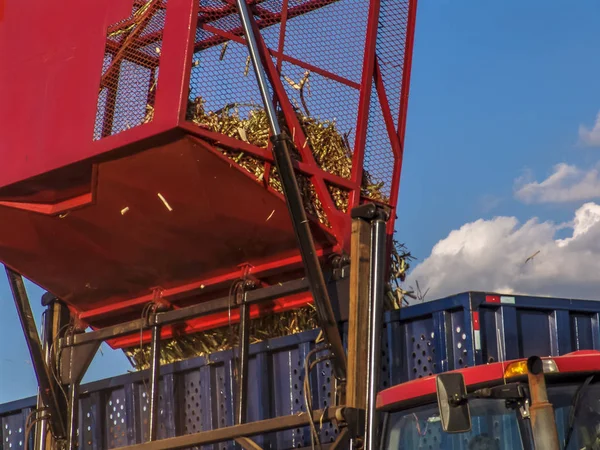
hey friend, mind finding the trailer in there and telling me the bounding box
[2,292,600,449]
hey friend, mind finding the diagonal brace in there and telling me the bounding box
[6,268,67,439]
[235,0,347,381]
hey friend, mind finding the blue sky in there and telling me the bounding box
[400,1,600,262]
[3,0,600,403]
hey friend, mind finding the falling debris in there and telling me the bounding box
[266,210,275,221]
[121,206,130,215]
[157,193,173,211]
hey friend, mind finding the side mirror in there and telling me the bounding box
[436,373,472,433]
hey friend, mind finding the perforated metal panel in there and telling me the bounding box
[105,386,137,448]
[4,293,600,449]
[0,409,29,450]
[80,392,104,450]
[137,374,176,442]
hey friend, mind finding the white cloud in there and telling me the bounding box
[406,202,600,301]
[515,163,600,204]
[579,111,600,147]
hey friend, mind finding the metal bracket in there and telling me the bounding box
[331,254,350,281]
[350,203,390,221]
[338,407,366,440]
[60,338,100,385]
[520,399,531,419]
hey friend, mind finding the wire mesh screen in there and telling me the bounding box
[94,0,167,140]
[185,0,416,232]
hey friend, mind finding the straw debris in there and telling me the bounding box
[125,305,320,370]
[185,96,389,222]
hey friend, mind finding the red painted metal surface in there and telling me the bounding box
[376,351,600,411]
[0,0,417,345]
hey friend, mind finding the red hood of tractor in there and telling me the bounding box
[376,350,600,411]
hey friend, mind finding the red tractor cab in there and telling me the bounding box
[377,351,600,450]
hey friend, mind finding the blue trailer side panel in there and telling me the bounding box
[2,292,600,449]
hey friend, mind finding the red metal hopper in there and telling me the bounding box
[0,0,417,346]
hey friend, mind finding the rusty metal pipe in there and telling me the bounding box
[526,356,560,450]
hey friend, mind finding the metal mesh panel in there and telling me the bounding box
[377,0,411,129]
[186,0,410,228]
[364,85,395,200]
[94,1,167,140]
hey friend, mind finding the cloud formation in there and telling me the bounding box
[579,111,600,147]
[515,163,600,204]
[406,202,600,301]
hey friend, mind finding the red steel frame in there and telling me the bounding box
[0,0,418,347]
[84,0,418,346]
[178,0,418,251]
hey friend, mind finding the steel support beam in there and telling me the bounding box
[346,204,388,449]
[330,427,351,449]
[6,268,67,439]
[67,385,79,450]
[236,0,347,381]
[365,213,387,450]
[236,297,251,425]
[148,324,162,442]
[65,278,309,347]
[118,407,342,450]
[34,309,51,450]
[346,214,372,410]
[234,437,263,450]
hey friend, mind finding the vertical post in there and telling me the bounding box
[6,268,66,439]
[34,310,51,450]
[236,299,251,425]
[148,324,162,442]
[527,356,560,450]
[365,215,387,450]
[347,204,388,449]
[36,295,70,450]
[235,0,347,381]
[67,384,79,450]
[346,216,372,409]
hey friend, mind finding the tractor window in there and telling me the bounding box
[382,382,600,450]
[382,399,525,450]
